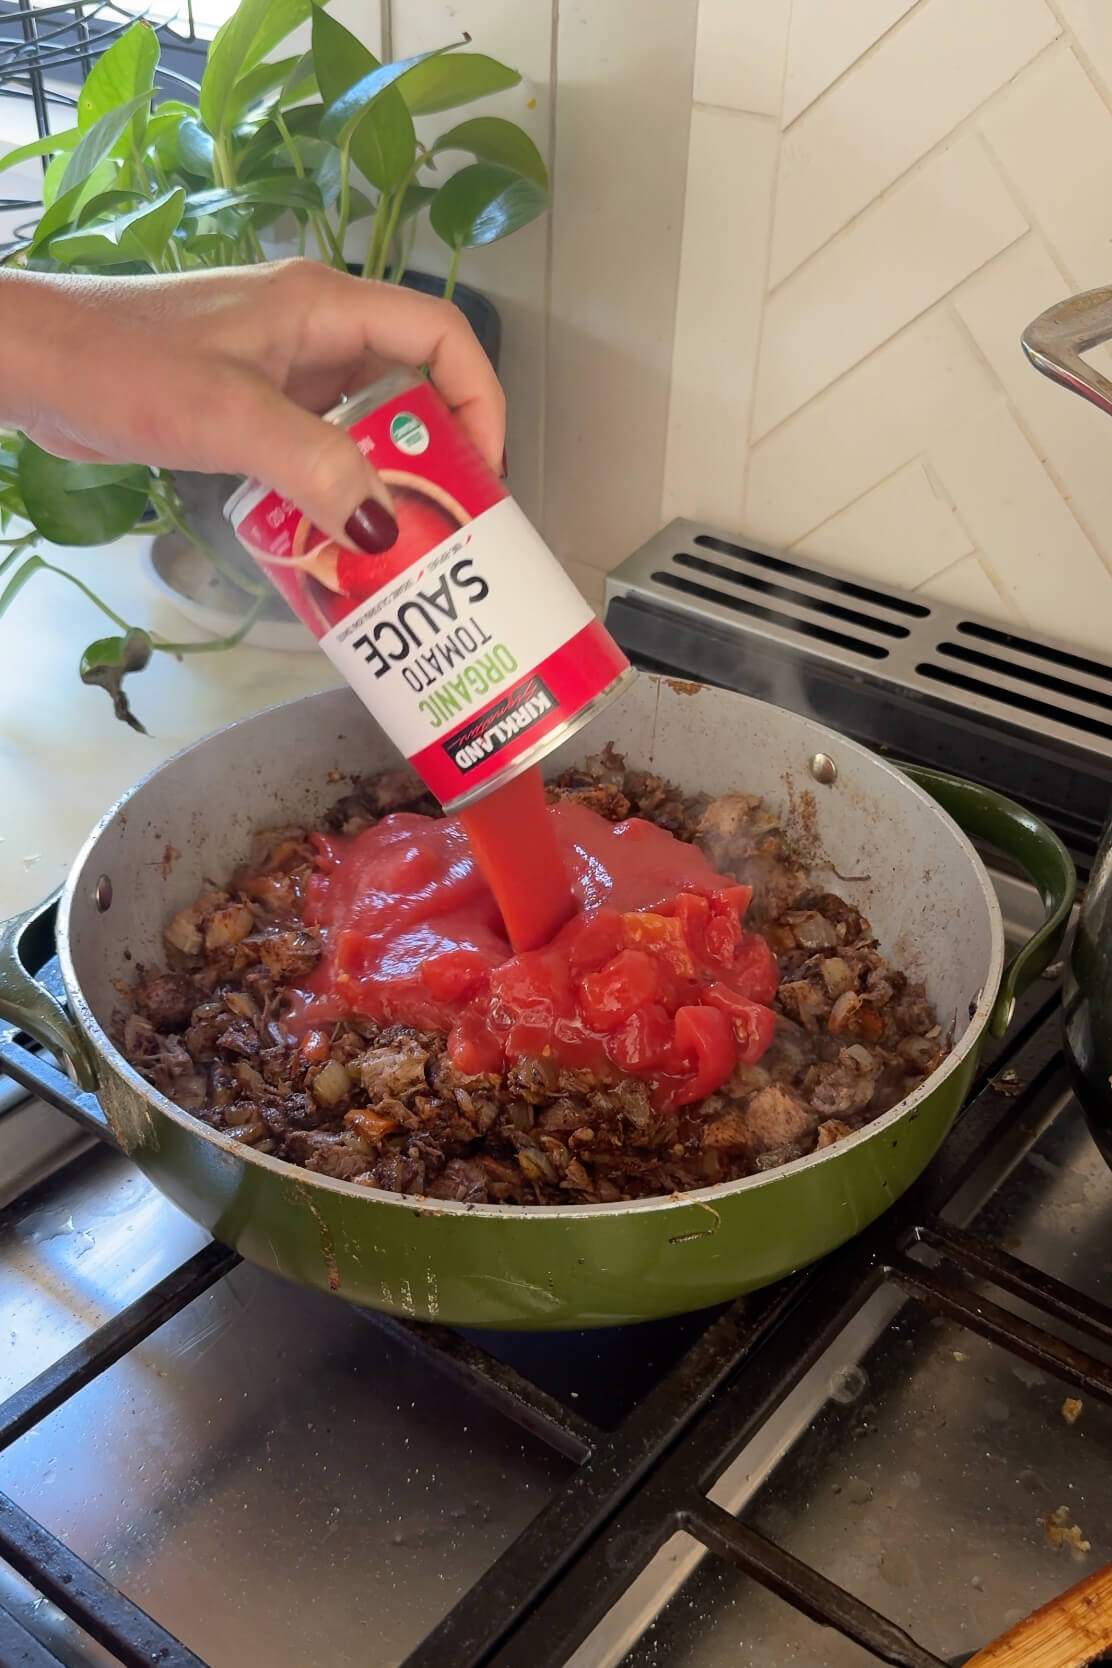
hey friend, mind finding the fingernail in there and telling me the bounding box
[500,447,508,480]
[345,498,398,554]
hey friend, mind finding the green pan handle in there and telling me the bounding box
[0,894,98,1090]
[899,763,1076,1037]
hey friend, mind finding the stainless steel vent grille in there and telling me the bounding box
[604,518,1112,855]
[607,517,1112,762]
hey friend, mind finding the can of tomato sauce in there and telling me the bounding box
[224,368,634,811]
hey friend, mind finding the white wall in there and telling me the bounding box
[385,0,700,612]
[659,0,1112,653]
[394,0,1112,654]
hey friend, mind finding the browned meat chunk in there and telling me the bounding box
[740,1085,817,1153]
[133,972,199,1031]
[815,1119,853,1149]
[257,929,320,981]
[358,1037,431,1101]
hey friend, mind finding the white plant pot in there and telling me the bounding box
[141,530,318,653]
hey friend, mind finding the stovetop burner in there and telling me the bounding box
[1,526,1111,1667]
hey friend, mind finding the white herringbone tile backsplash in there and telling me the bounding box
[663,0,1112,652]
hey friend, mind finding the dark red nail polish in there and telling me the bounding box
[344,498,398,554]
[500,447,508,479]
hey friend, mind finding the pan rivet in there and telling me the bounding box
[94,875,113,912]
[810,753,837,786]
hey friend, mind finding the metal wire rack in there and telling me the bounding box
[0,0,210,246]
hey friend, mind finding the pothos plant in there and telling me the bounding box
[0,0,549,728]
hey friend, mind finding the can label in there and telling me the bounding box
[227,376,630,805]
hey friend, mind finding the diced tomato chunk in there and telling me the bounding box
[718,883,753,919]
[448,1013,503,1075]
[605,1002,674,1073]
[674,892,711,956]
[622,911,685,946]
[725,936,780,1004]
[345,1107,399,1144]
[490,953,575,1021]
[705,913,742,965]
[335,929,372,977]
[565,909,625,976]
[578,948,662,1033]
[704,983,777,1064]
[298,1027,332,1065]
[671,1005,736,1106]
[422,949,489,1003]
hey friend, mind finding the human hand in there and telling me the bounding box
[0,259,505,552]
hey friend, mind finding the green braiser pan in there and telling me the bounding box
[0,676,1075,1330]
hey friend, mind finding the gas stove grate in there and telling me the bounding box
[1,941,1108,1668]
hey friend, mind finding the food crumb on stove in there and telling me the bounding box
[1044,1504,1091,1554]
[1061,1396,1083,1425]
[952,1350,967,1362]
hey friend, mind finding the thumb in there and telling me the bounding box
[222,375,398,555]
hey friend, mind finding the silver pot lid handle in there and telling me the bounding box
[1022,285,1112,418]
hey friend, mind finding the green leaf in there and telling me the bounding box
[311,6,373,109]
[17,440,150,545]
[0,126,79,178]
[31,160,120,252]
[41,150,74,210]
[431,116,547,189]
[399,53,519,117]
[201,0,311,139]
[77,22,158,137]
[177,232,233,262]
[79,629,153,732]
[176,117,215,178]
[58,93,152,196]
[346,185,376,222]
[228,54,304,123]
[429,160,549,249]
[183,176,323,217]
[312,142,341,206]
[395,181,436,223]
[0,554,46,619]
[320,43,460,141]
[47,190,185,270]
[281,50,317,105]
[237,103,322,179]
[121,187,186,265]
[312,8,415,194]
[75,188,146,227]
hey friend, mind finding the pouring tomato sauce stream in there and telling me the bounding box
[292,765,780,1111]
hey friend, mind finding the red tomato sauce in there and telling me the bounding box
[460,769,575,953]
[291,795,779,1111]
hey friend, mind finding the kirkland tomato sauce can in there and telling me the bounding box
[225,368,635,811]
